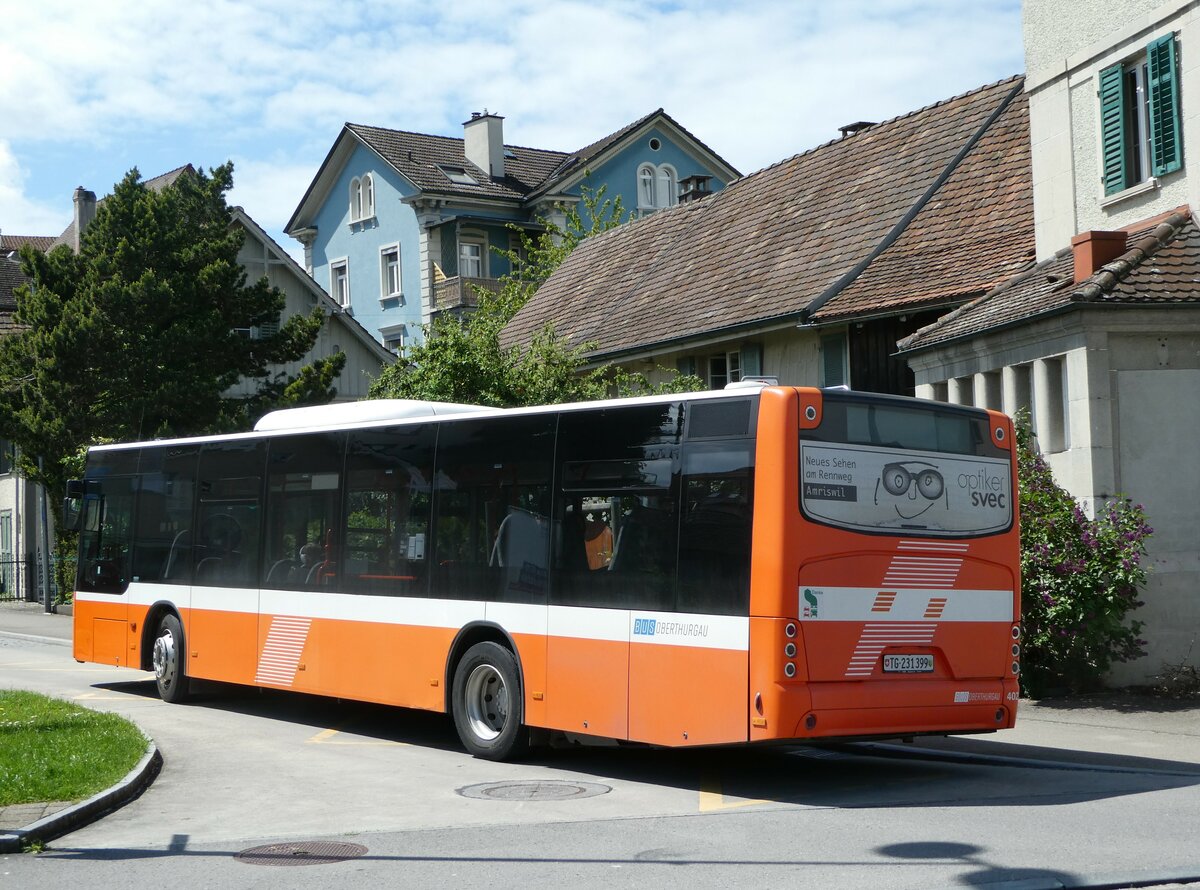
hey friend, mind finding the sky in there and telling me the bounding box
[0,0,1024,263]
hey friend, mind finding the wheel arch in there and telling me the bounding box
[139,601,184,672]
[444,621,524,714]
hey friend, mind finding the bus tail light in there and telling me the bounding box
[784,662,796,678]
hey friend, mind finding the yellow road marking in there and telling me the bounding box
[306,727,407,747]
[698,774,772,812]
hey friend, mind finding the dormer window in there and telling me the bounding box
[349,174,375,222]
[439,165,479,186]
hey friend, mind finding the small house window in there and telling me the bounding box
[459,239,484,279]
[439,165,479,186]
[362,173,375,219]
[349,178,363,221]
[381,245,401,297]
[331,259,350,307]
[638,164,656,209]
[820,333,848,388]
[708,351,742,389]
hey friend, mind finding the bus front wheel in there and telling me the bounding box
[152,613,191,704]
[451,642,528,761]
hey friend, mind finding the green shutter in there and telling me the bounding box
[1099,62,1129,195]
[820,334,847,388]
[741,343,762,377]
[1147,34,1183,177]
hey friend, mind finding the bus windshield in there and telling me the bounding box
[799,396,1012,537]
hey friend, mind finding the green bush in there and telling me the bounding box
[1017,423,1151,696]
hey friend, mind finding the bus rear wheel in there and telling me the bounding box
[152,613,191,703]
[451,642,528,761]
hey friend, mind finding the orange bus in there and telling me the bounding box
[68,385,1020,760]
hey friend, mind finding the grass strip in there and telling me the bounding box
[0,690,146,806]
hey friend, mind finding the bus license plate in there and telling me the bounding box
[883,654,934,673]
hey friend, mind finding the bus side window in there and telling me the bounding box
[196,440,266,589]
[432,415,554,604]
[130,446,197,585]
[342,424,435,597]
[553,403,682,612]
[677,440,755,616]
[262,433,344,591]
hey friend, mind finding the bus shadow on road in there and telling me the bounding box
[88,678,1200,812]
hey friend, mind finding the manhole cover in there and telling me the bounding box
[457,780,612,801]
[235,841,368,867]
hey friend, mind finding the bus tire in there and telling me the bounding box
[152,613,191,704]
[451,642,528,761]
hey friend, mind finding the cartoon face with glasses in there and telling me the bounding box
[875,461,947,520]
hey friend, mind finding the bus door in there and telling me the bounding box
[74,451,139,666]
[188,440,266,685]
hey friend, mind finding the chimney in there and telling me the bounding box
[1071,230,1127,283]
[838,121,876,139]
[463,111,505,179]
[72,187,97,253]
[678,174,713,204]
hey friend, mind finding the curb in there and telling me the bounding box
[0,741,162,853]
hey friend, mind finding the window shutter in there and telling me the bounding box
[820,334,847,388]
[741,342,762,377]
[1147,34,1183,178]
[1099,63,1129,195]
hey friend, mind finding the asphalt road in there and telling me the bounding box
[1,629,1199,889]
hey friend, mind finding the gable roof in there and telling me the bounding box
[501,76,1032,360]
[898,207,1200,353]
[286,110,741,233]
[53,164,195,251]
[231,207,393,366]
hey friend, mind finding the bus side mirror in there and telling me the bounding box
[63,497,83,532]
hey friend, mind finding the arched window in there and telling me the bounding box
[349,177,363,222]
[362,173,375,219]
[657,165,678,208]
[638,164,656,210]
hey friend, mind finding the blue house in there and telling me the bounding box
[285,110,740,351]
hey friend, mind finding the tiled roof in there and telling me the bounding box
[502,75,1031,359]
[812,91,1034,321]
[898,207,1200,352]
[54,165,195,250]
[346,123,570,201]
[1,234,56,254]
[0,258,27,335]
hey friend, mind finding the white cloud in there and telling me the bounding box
[0,141,67,236]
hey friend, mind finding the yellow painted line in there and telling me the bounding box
[698,774,773,812]
[306,727,407,747]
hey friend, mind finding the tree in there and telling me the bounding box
[1015,420,1151,696]
[370,185,703,406]
[0,163,345,551]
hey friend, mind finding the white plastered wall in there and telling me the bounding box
[1025,0,1200,259]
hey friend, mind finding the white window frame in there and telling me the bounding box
[380,243,402,300]
[349,177,362,222]
[380,323,408,354]
[362,173,375,220]
[657,164,678,209]
[330,258,350,308]
[708,350,742,389]
[637,163,657,210]
[459,235,486,279]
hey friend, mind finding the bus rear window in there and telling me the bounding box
[800,397,1011,538]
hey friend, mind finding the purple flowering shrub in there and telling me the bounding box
[1012,422,1152,700]
[1017,422,1151,696]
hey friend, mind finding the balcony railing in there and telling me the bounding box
[432,276,503,313]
